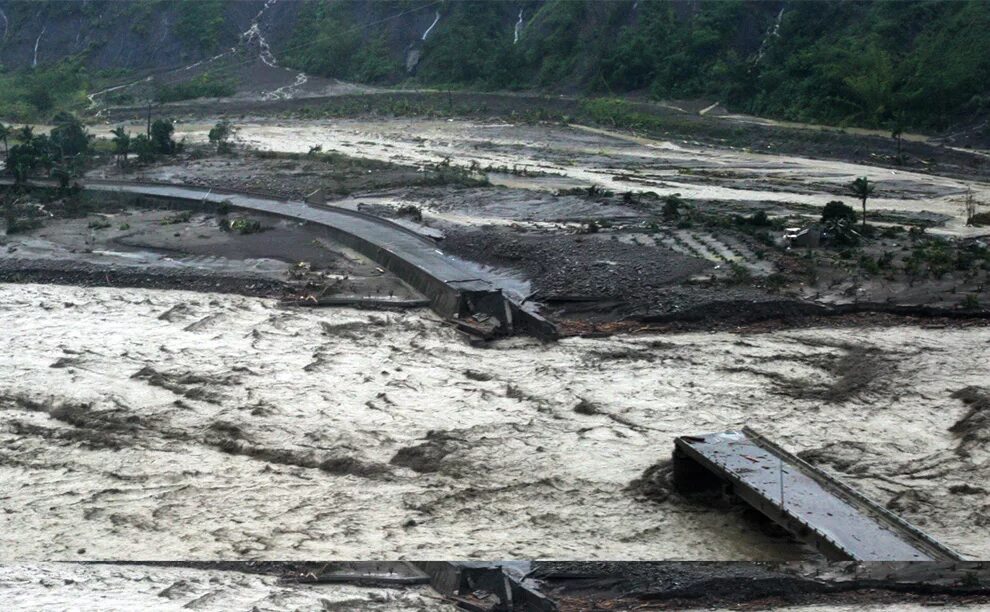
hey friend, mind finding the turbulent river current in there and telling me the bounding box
[1,283,987,560]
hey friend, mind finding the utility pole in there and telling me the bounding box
[146,101,152,138]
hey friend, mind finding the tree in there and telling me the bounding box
[111,127,131,167]
[150,119,176,154]
[207,119,236,153]
[890,126,903,164]
[6,136,56,185]
[6,145,35,184]
[662,194,683,220]
[131,134,156,163]
[15,126,34,143]
[850,177,875,229]
[962,188,988,225]
[821,200,858,244]
[49,112,92,159]
[0,123,9,159]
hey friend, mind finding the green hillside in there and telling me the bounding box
[2,0,989,132]
[279,0,990,131]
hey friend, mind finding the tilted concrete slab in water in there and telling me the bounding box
[673,427,961,562]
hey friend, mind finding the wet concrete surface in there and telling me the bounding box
[1,283,988,560]
[675,430,957,561]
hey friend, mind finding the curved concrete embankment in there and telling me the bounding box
[4,178,556,339]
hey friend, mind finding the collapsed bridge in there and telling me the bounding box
[673,428,962,562]
[5,178,557,340]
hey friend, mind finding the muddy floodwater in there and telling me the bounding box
[0,564,454,611]
[1,283,988,560]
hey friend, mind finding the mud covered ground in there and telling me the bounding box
[81,115,990,236]
[71,114,989,328]
[0,201,421,305]
[103,90,990,180]
[1,283,987,560]
[149,117,990,234]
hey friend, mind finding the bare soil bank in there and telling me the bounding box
[0,201,421,305]
[86,136,990,331]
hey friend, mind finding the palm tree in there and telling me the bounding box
[850,176,875,230]
[111,126,131,167]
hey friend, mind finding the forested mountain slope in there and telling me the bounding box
[1,0,988,132]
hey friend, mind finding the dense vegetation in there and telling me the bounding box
[1,114,179,186]
[0,62,91,121]
[278,1,403,83]
[173,0,228,53]
[2,0,989,132]
[154,71,238,103]
[278,0,990,131]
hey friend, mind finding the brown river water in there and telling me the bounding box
[2,283,987,560]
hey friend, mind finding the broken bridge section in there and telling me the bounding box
[673,427,961,562]
[9,178,557,340]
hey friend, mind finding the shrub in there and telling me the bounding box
[728,262,752,284]
[662,194,683,220]
[738,210,772,226]
[223,217,264,234]
[396,204,423,222]
[858,254,881,275]
[155,73,236,103]
[2,197,45,234]
[161,210,193,225]
[766,273,788,291]
[822,201,856,223]
[208,120,236,153]
[578,220,600,234]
